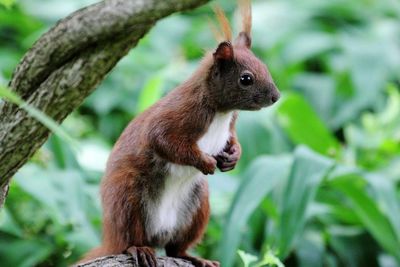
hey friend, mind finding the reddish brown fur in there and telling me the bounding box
[78,56,220,265]
[79,1,279,266]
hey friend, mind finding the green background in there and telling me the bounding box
[1,0,400,266]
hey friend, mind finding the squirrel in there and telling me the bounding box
[78,1,280,266]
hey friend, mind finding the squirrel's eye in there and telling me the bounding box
[240,74,254,86]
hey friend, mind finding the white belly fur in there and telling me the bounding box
[146,112,233,242]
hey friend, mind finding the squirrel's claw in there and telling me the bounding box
[215,143,241,172]
[126,246,157,267]
[176,254,220,267]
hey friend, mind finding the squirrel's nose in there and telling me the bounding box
[271,91,280,103]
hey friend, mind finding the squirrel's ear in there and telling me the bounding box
[213,41,234,62]
[235,32,251,48]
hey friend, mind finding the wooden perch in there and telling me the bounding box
[77,254,197,267]
[0,0,210,208]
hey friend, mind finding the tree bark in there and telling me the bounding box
[77,254,196,267]
[0,0,210,208]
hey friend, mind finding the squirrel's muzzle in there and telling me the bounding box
[264,82,280,106]
[271,90,280,104]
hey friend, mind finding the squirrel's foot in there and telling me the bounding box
[177,254,220,267]
[126,246,157,267]
[215,142,241,172]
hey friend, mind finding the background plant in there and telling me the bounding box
[0,0,399,266]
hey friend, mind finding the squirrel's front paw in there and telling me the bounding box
[197,155,217,175]
[215,143,241,172]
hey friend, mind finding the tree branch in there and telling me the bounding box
[77,254,196,267]
[0,0,210,208]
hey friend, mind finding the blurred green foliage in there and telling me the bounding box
[0,0,400,266]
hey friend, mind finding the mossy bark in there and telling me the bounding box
[77,254,196,267]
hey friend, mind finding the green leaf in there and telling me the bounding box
[277,93,340,155]
[0,207,23,237]
[237,108,291,168]
[291,73,336,126]
[13,165,101,251]
[219,155,293,267]
[0,237,53,267]
[47,135,81,170]
[0,85,22,104]
[0,85,77,148]
[296,230,325,267]
[137,74,164,113]
[256,250,285,267]
[331,175,400,262]
[282,32,335,64]
[328,229,377,267]
[0,0,15,9]
[267,146,335,258]
[366,173,400,244]
[238,250,258,267]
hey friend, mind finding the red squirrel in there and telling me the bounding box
[79,1,280,266]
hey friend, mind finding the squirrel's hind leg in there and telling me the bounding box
[165,180,219,267]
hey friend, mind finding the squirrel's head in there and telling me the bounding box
[206,0,280,111]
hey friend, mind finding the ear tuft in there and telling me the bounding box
[212,5,233,42]
[235,0,252,48]
[239,0,252,36]
[213,41,234,61]
[235,32,252,48]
